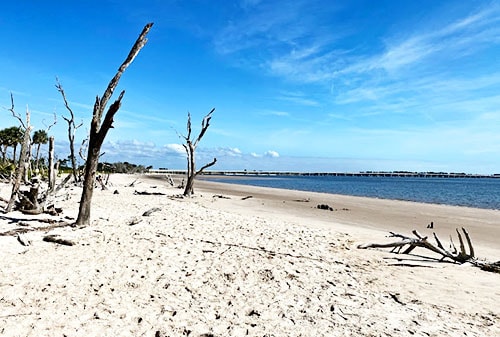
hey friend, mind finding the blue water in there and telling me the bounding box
[206,175,500,210]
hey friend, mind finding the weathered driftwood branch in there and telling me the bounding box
[43,234,75,246]
[358,228,500,273]
[0,219,72,236]
[142,207,161,216]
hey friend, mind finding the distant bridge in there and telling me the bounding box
[147,169,499,179]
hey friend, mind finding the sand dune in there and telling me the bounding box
[1,174,499,336]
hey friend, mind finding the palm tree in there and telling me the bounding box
[32,129,48,169]
[0,128,8,162]
[1,127,23,162]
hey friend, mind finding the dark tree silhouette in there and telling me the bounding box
[32,129,48,169]
[1,126,24,163]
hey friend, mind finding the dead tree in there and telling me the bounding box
[39,112,57,177]
[5,94,33,212]
[48,136,55,192]
[75,22,153,227]
[56,77,83,183]
[358,228,500,273]
[180,109,217,197]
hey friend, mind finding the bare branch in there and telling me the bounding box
[186,112,192,141]
[194,108,214,147]
[97,22,153,124]
[42,111,57,132]
[6,93,27,130]
[462,227,475,258]
[196,157,217,175]
[56,78,75,120]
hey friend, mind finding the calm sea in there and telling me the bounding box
[206,175,500,210]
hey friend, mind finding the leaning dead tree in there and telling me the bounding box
[5,94,33,212]
[75,22,153,227]
[180,109,217,197]
[56,78,83,183]
[358,228,500,273]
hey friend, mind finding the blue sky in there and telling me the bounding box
[1,0,500,173]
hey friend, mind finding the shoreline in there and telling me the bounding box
[197,174,500,211]
[191,176,500,258]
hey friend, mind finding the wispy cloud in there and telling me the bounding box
[259,109,290,117]
[276,91,320,107]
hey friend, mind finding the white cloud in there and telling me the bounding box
[264,150,280,158]
[163,143,185,155]
[215,147,243,157]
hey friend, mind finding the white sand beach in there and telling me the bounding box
[1,174,499,336]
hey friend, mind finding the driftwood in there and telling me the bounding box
[134,190,166,196]
[17,233,31,246]
[213,194,230,199]
[17,184,41,213]
[358,228,500,273]
[317,204,334,211]
[128,178,139,187]
[142,207,161,216]
[0,218,72,236]
[43,234,75,246]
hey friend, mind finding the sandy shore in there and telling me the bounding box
[1,174,499,336]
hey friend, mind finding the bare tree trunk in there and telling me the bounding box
[56,78,83,183]
[35,143,41,169]
[5,96,33,213]
[183,141,195,196]
[75,22,153,227]
[69,132,78,182]
[181,109,217,197]
[12,144,17,163]
[48,136,55,192]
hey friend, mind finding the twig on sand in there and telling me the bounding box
[199,239,325,263]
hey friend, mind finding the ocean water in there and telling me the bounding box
[206,175,500,210]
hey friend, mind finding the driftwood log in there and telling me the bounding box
[358,228,500,273]
[43,234,75,246]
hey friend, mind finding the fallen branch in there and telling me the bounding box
[142,207,161,216]
[134,190,166,196]
[0,219,72,236]
[213,194,230,199]
[43,234,75,246]
[358,228,500,273]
